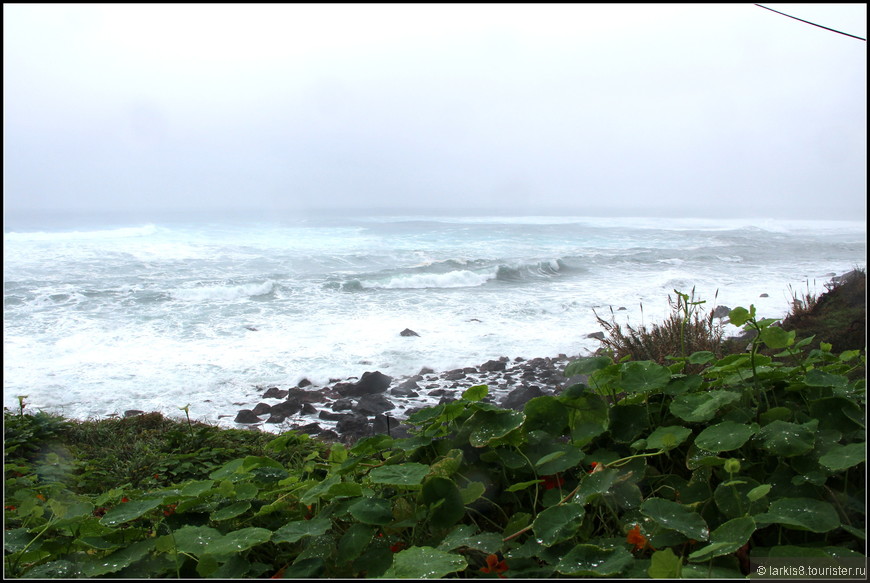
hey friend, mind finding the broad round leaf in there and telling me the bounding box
[670,391,740,423]
[755,420,817,457]
[99,498,163,526]
[565,356,612,377]
[755,498,840,533]
[349,497,393,525]
[641,498,709,541]
[620,361,672,394]
[422,477,465,529]
[203,527,272,555]
[532,503,585,546]
[369,463,430,486]
[381,546,467,579]
[273,518,332,544]
[644,425,692,451]
[694,421,756,453]
[338,524,377,563]
[688,517,756,562]
[468,409,525,447]
[556,544,633,576]
[819,442,866,471]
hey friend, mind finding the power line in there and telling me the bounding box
[755,4,866,41]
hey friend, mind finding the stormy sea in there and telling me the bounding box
[4,211,865,432]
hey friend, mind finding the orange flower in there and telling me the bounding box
[4,505,16,511]
[480,553,508,578]
[626,524,649,551]
[270,567,286,579]
[163,503,178,517]
[121,497,130,503]
[589,461,605,474]
[35,494,46,501]
[542,474,565,490]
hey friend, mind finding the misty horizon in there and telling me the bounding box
[4,4,867,223]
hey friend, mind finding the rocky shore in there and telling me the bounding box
[221,353,585,444]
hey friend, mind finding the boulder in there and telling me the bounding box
[442,369,466,381]
[262,387,288,399]
[400,328,420,337]
[336,414,372,444]
[234,410,262,424]
[354,393,395,415]
[711,305,731,319]
[586,331,606,341]
[301,403,318,415]
[297,378,312,388]
[499,385,546,411]
[331,398,355,411]
[335,371,393,398]
[252,402,272,415]
[373,414,410,438]
[123,410,145,418]
[480,359,507,372]
[269,400,303,418]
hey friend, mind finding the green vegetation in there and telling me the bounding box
[5,276,865,578]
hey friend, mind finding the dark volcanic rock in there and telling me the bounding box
[354,393,395,415]
[400,328,420,337]
[586,331,606,341]
[711,305,731,319]
[319,410,352,422]
[252,402,272,415]
[293,422,323,435]
[124,410,144,418]
[480,359,507,372]
[331,398,355,411]
[301,403,318,415]
[234,410,262,424]
[442,369,466,381]
[373,414,410,438]
[336,414,372,444]
[499,385,546,411]
[335,371,393,398]
[263,387,288,399]
[269,400,303,418]
[297,378,312,388]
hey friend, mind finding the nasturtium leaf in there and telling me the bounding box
[327,481,364,498]
[461,384,488,401]
[460,481,486,504]
[819,442,866,471]
[670,390,740,423]
[759,326,794,349]
[181,480,214,497]
[82,539,155,577]
[438,525,502,554]
[641,498,709,541]
[204,527,272,555]
[506,479,544,493]
[210,500,251,521]
[273,518,332,544]
[755,498,840,533]
[688,516,756,562]
[523,395,569,435]
[337,524,377,563]
[804,369,848,389]
[532,503,585,546]
[688,351,717,365]
[574,468,620,504]
[644,425,692,451]
[648,548,682,578]
[283,557,325,578]
[694,421,756,453]
[380,546,467,579]
[349,497,393,525]
[608,404,648,443]
[755,419,817,457]
[300,475,340,505]
[565,356,612,377]
[809,397,864,432]
[728,307,751,327]
[422,477,465,528]
[172,525,223,554]
[209,458,245,480]
[369,463,430,486]
[99,498,163,526]
[620,361,672,394]
[19,560,82,579]
[556,544,633,576]
[535,444,584,475]
[468,409,525,447]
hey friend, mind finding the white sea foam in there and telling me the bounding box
[3,214,865,429]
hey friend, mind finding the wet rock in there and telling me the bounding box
[759,293,769,298]
[586,331,606,341]
[373,414,410,438]
[297,378,312,388]
[293,422,323,435]
[263,387,288,399]
[480,359,507,372]
[400,328,420,337]
[442,369,466,381]
[712,305,731,319]
[269,400,303,418]
[124,410,144,418]
[252,402,272,416]
[331,398,355,411]
[354,393,395,415]
[336,414,372,444]
[301,403,318,415]
[335,371,393,398]
[499,385,546,411]
[234,410,262,424]
[418,367,435,375]
[319,410,351,422]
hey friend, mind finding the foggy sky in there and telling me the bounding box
[3,4,867,221]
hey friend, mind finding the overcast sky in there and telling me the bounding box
[3,3,867,221]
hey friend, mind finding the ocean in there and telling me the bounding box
[3,212,866,430]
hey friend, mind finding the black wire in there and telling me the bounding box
[755,4,866,41]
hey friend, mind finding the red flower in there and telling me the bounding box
[542,474,565,490]
[480,553,508,578]
[589,461,605,474]
[270,567,286,579]
[390,541,406,553]
[626,524,652,552]
[4,505,16,511]
[163,503,177,517]
[121,497,130,503]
